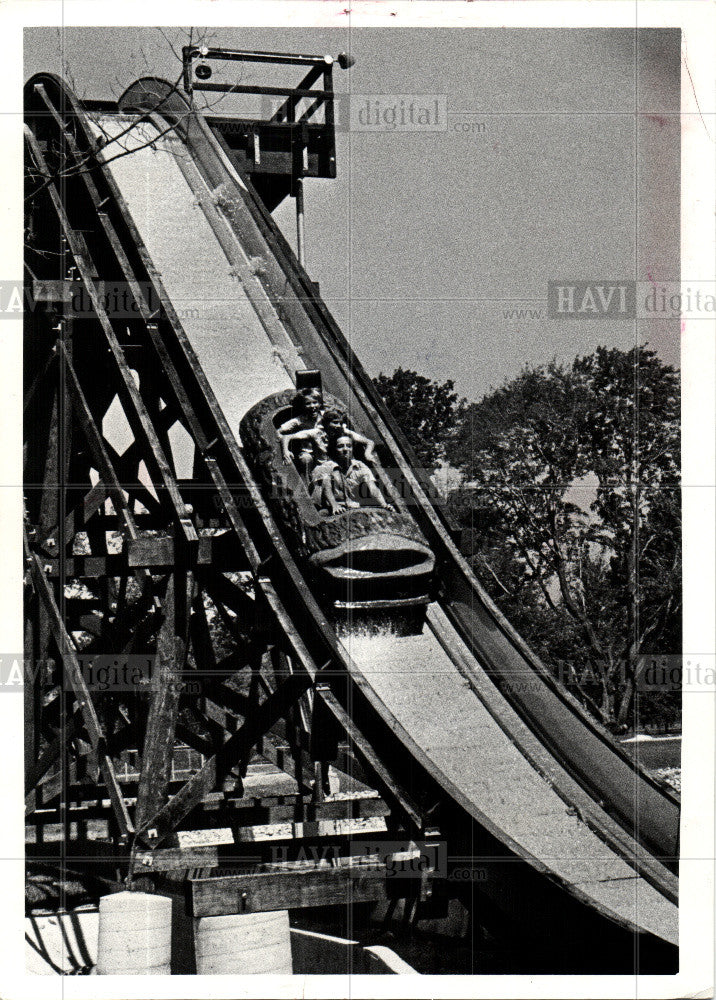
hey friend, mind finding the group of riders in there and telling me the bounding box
[278,387,389,515]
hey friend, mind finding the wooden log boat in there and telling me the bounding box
[240,389,435,617]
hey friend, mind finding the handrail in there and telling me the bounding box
[182,44,335,130]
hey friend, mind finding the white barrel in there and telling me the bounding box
[194,910,292,974]
[96,891,172,975]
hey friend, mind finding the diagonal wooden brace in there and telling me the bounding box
[24,125,197,555]
[134,669,313,849]
[314,684,423,834]
[28,548,133,841]
[135,573,193,831]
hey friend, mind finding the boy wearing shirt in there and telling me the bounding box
[315,435,388,513]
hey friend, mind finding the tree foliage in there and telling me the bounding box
[446,346,681,731]
[373,367,467,474]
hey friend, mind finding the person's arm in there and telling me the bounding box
[359,465,389,508]
[345,427,377,463]
[277,416,300,462]
[280,428,315,463]
[323,470,346,515]
[277,416,300,435]
[365,479,389,508]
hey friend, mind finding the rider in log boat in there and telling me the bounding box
[240,382,435,619]
[313,434,389,514]
[279,397,377,467]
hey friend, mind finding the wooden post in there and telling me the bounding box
[23,602,40,779]
[135,572,192,833]
[295,176,305,267]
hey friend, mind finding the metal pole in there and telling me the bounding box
[295,177,306,268]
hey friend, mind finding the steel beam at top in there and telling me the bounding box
[183,46,334,67]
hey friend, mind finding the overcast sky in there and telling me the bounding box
[24,27,680,402]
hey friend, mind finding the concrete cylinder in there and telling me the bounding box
[194,910,292,974]
[96,891,172,975]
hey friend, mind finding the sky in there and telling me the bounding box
[24,26,681,403]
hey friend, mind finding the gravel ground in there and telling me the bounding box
[652,767,681,793]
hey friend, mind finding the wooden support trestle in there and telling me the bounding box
[23,74,442,920]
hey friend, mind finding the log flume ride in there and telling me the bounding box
[23,71,680,973]
[240,388,435,624]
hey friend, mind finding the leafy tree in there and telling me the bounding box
[373,367,467,474]
[446,346,681,731]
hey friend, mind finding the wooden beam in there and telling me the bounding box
[23,346,56,415]
[43,535,243,579]
[135,670,313,847]
[191,864,402,917]
[259,731,315,794]
[28,549,133,840]
[23,125,196,553]
[260,579,324,682]
[38,480,110,554]
[24,595,42,784]
[131,534,244,571]
[59,343,141,541]
[25,707,82,801]
[135,574,192,829]
[102,441,164,517]
[178,702,227,751]
[28,792,388,833]
[134,845,220,874]
[43,536,246,579]
[315,685,423,832]
[175,723,214,759]
[200,677,253,719]
[203,570,260,624]
[35,369,61,537]
[31,278,74,303]
[294,726,372,791]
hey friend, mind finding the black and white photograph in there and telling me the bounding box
[1,1,714,996]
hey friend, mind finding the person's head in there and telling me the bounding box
[334,434,354,468]
[302,388,323,418]
[321,408,345,438]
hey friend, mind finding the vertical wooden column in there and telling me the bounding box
[58,307,72,872]
[271,647,307,824]
[23,308,59,777]
[36,345,60,544]
[23,603,40,778]
[135,570,193,834]
[309,686,339,807]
